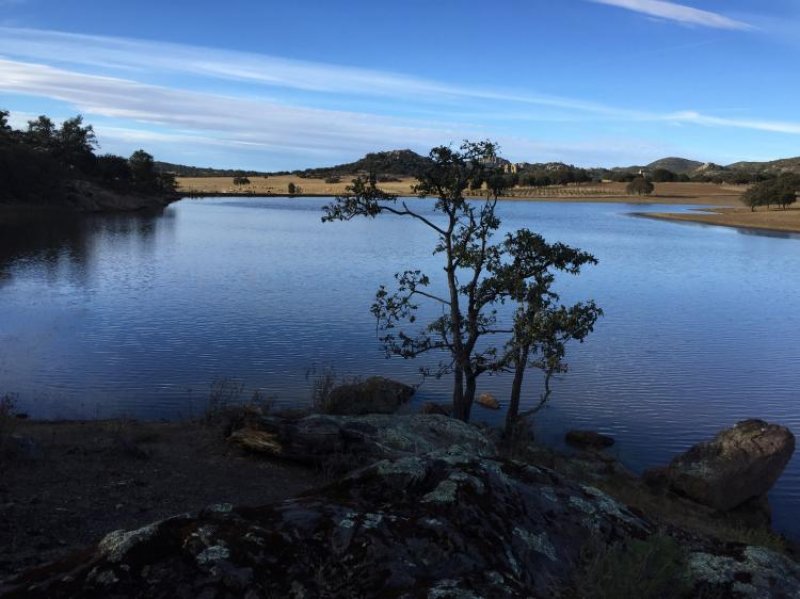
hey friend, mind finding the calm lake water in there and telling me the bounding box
[2,196,799,537]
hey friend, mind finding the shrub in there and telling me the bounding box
[570,535,691,599]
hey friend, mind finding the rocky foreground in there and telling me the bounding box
[2,410,798,598]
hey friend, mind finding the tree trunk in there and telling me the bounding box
[505,346,529,435]
[451,366,467,421]
[462,373,477,423]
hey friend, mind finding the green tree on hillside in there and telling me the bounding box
[742,175,800,211]
[26,116,57,152]
[651,168,677,183]
[323,141,600,423]
[626,176,655,196]
[0,110,10,134]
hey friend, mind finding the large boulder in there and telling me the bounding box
[1,450,653,598]
[325,376,414,415]
[229,413,498,467]
[663,419,795,511]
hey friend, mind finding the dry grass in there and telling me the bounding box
[177,177,744,206]
[493,181,743,205]
[644,204,800,234]
[176,175,417,197]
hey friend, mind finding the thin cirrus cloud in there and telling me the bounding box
[0,57,469,155]
[589,0,754,30]
[1,26,798,167]
[0,27,642,119]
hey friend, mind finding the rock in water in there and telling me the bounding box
[665,419,795,511]
[477,392,500,409]
[325,376,414,415]
[2,451,653,598]
[565,430,615,450]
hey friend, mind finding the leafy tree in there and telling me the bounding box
[492,230,602,435]
[288,182,301,195]
[56,115,97,170]
[233,176,251,186]
[323,141,599,422]
[26,116,57,152]
[651,168,676,183]
[626,176,654,196]
[742,175,799,211]
[0,110,10,135]
[96,154,132,189]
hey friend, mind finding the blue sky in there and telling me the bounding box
[0,0,798,170]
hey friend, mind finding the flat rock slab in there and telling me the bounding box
[229,413,498,467]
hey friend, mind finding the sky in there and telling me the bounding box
[0,0,798,171]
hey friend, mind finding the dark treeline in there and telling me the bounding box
[153,162,270,178]
[742,174,800,211]
[0,109,176,205]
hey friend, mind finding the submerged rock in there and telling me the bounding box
[477,392,500,410]
[325,376,414,415]
[663,419,795,511]
[565,430,615,450]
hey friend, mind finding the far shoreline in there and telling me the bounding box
[637,206,800,236]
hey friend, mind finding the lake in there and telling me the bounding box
[1,196,799,538]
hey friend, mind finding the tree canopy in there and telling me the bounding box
[741,175,800,211]
[0,109,176,205]
[323,141,601,425]
[626,176,655,196]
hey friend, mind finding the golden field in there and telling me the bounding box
[177,177,743,205]
[176,175,418,197]
[174,175,800,232]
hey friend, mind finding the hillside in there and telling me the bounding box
[727,156,800,175]
[647,157,704,174]
[154,162,270,178]
[296,149,432,179]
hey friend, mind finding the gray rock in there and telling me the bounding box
[664,419,795,511]
[1,450,653,598]
[325,376,414,415]
[229,413,497,467]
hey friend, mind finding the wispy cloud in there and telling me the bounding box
[0,27,645,119]
[0,26,796,169]
[589,0,754,30]
[666,111,800,135]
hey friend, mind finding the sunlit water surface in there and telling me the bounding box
[2,197,799,537]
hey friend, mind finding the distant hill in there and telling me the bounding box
[646,157,704,175]
[158,151,800,183]
[726,157,800,175]
[296,149,432,179]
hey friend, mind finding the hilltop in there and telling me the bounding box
[295,149,432,179]
[646,157,704,174]
[727,156,800,175]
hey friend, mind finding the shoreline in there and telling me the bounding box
[637,206,800,236]
[1,414,796,590]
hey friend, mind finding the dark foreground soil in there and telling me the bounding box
[0,419,322,582]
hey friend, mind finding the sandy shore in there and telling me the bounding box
[642,206,800,235]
